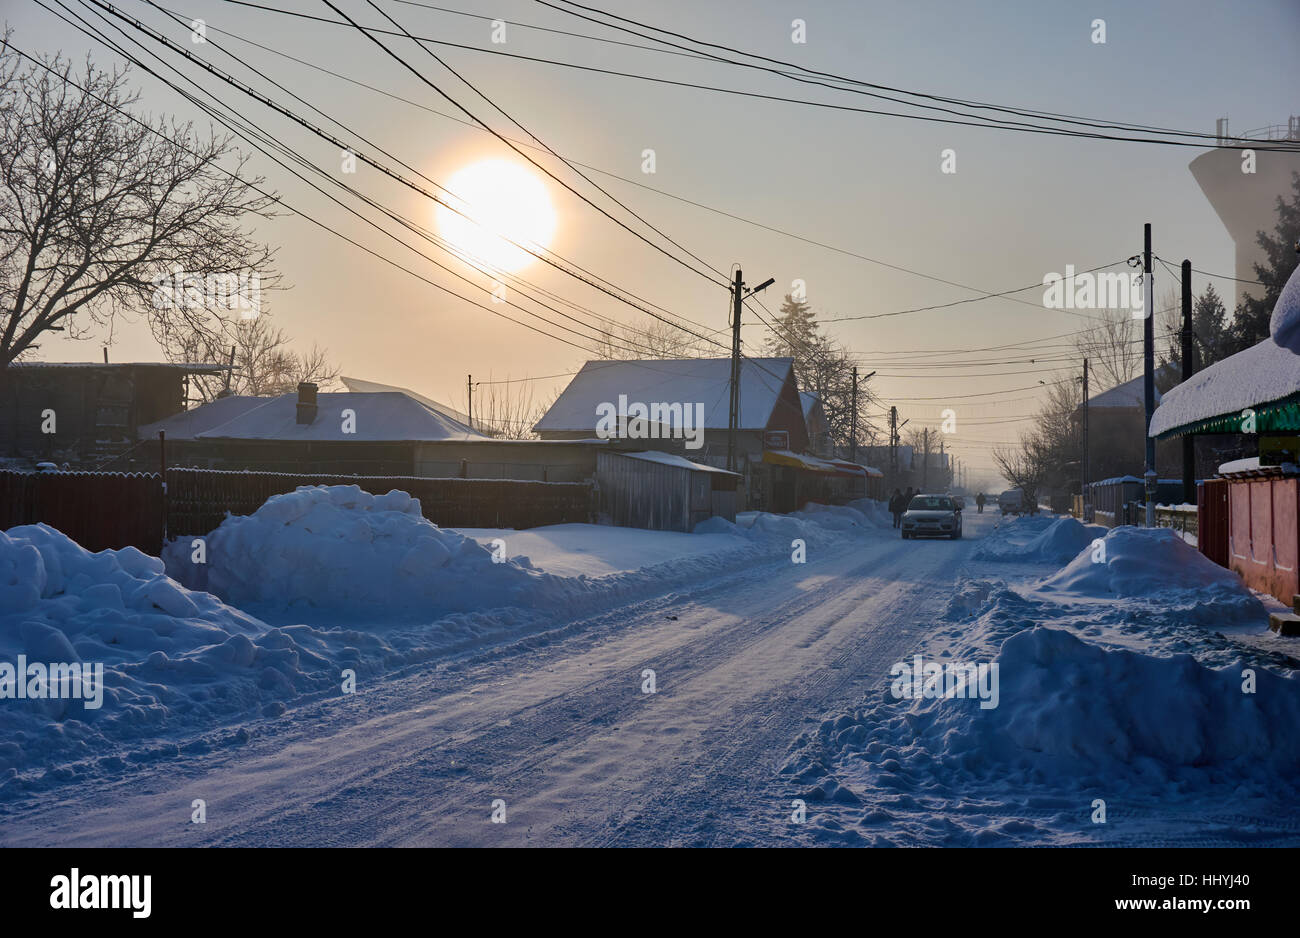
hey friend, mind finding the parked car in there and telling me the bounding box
[901,493,962,539]
[998,488,1023,516]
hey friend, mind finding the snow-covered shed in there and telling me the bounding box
[596,449,739,531]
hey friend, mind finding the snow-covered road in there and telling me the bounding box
[1,511,992,846]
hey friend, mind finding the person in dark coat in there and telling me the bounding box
[888,488,904,528]
[975,492,986,514]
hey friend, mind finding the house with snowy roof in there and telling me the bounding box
[139,381,604,481]
[535,357,878,512]
[1149,255,1300,608]
[534,357,809,457]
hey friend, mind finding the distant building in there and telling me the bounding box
[1077,368,1194,484]
[800,391,831,457]
[0,361,228,468]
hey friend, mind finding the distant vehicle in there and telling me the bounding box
[901,493,962,539]
[998,488,1024,516]
[34,462,59,473]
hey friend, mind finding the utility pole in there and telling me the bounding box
[1181,259,1196,505]
[727,269,744,473]
[1143,223,1156,527]
[467,374,473,432]
[889,406,898,477]
[850,366,858,465]
[727,270,775,474]
[1081,358,1090,520]
[921,427,931,491]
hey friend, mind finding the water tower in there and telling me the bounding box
[1189,117,1300,303]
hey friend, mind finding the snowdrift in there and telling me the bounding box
[0,523,330,779]
[167,485,564,620]
[1038,526,1252,600]
[929,627,1300,774]
[783,624,1300,847]
[974,515,1106,564]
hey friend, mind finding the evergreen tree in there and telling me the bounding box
[1227,171,1300,353]
[1193,284,1231,368]
[764,293,820,361]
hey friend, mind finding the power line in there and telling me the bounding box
[205,0,1300,152]
[536,0,1300,152]
[78,0,736,359]
[152,4,1082,324]
[348,0,730,288]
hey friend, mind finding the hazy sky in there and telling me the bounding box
[8,0,1300,478]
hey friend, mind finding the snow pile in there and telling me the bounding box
[789,626,1300,792]
[0,523,330,779]
[975,516,1106,564]
[1038,526,1249,600]
[169,485,559,620]
[931,628,1300,775]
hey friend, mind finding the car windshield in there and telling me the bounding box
[908,496,954,511]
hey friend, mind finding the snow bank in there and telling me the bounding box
[167,485,560,620]
[0,524,330,780]
[791,626,1300,791]
[975,516,1106,564]
[1038,526,1249,600]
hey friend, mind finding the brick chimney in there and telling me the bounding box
[296,382,318,425]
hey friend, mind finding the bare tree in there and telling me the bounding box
[157,313,339,401]
[591,316,708,360]
[0,46,277,367]
[1074,312,1139,390]
[470,378,553,439]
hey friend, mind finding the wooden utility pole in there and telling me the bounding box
[1181,259,1196,504]
[727,269,744,473]
[850,366,858,464]
[1081,357,1090,520]
[1143,223,1156,526]
[467,374,473,431]
[889,406,898,476]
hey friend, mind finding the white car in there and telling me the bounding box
[901,494,963,540]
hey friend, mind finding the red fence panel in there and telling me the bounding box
[1197,478,1230,568]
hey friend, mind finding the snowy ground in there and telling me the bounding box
[1,493,1296,846]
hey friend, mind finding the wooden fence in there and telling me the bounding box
[0,470,165,552]
[0,468,594,552]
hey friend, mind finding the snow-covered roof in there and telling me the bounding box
[341,375,471,425]
[534,357,799,432]
[1086,371,1164,409]
[1150,261,1300,438]
[178,391,491,442]
[138,395,269,440]
[799,391,821,419]
[619,450,739,475]
[10,361,230,372]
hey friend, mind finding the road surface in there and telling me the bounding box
[0,510,1010,846]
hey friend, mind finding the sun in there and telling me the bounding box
[435,158,557,275]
